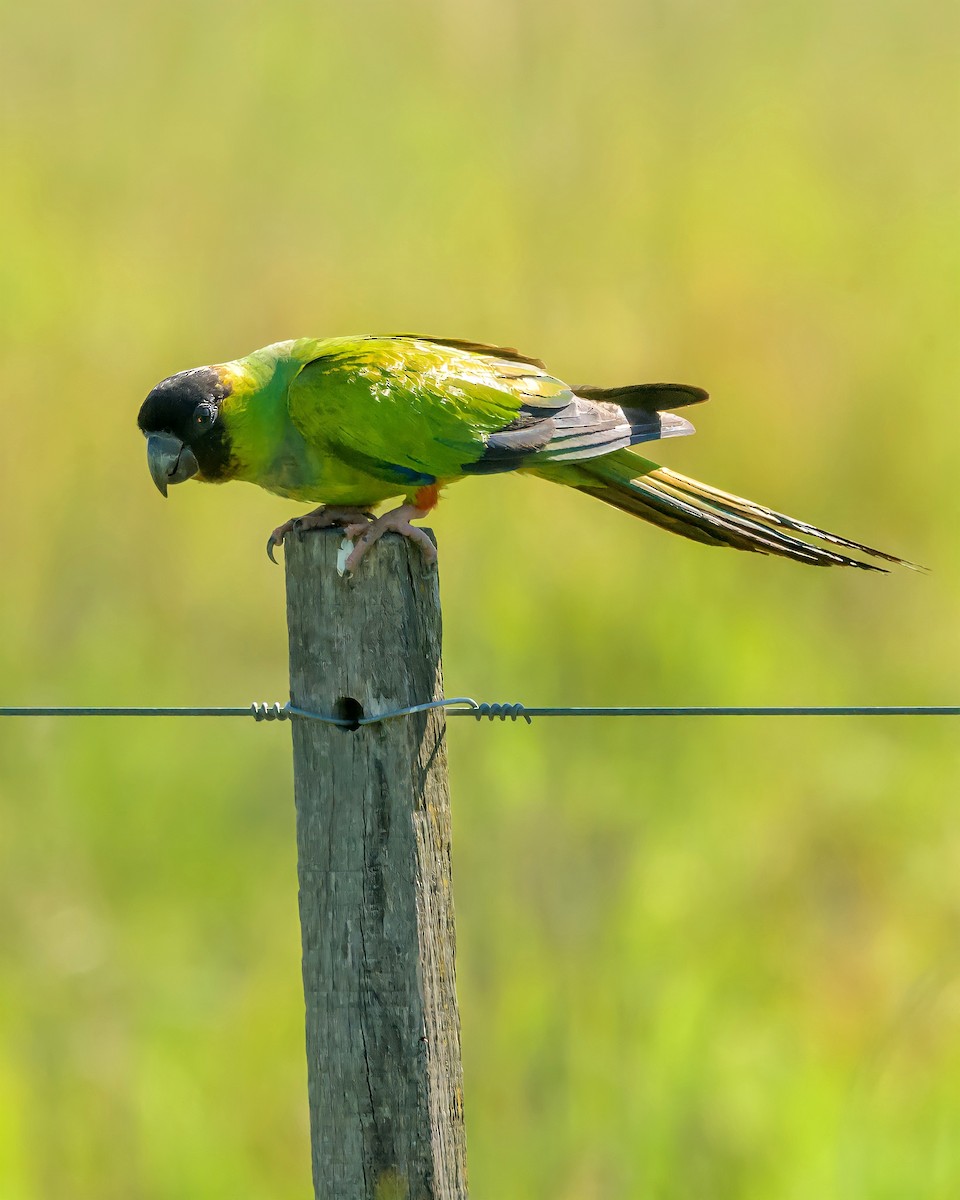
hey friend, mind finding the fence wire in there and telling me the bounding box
[1,700,959,727]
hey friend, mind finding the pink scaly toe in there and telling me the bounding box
[343,503,437,575]
[266,505,375,563]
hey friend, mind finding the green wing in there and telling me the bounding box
[285,334,705,492]
[286,336,576,487]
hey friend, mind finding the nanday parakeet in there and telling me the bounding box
[137,335,914,573]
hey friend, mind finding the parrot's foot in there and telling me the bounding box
[266,506,375,564]
[341,503,436,575]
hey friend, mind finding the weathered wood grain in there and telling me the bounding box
[284,529,467,1200]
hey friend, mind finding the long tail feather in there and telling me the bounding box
[533,452,920,572]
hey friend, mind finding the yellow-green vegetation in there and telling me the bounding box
[1,1,957,1196]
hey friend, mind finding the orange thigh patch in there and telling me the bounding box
[413,483,441,511]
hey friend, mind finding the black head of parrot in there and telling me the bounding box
[138,366,234,495]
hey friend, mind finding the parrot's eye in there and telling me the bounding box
[194,405,215,433]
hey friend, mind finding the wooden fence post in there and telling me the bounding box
[284,528,467,1200]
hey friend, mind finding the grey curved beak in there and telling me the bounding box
[146,434,199,497]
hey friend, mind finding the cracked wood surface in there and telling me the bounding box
[285,529,467,1200]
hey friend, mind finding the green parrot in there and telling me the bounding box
[137,335,914,574]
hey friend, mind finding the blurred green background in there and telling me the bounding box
[1,0,958,1196]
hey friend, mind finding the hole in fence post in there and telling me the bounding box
[333,696,364,731]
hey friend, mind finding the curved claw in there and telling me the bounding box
[265,507,377,567]
[341,503,436,574]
